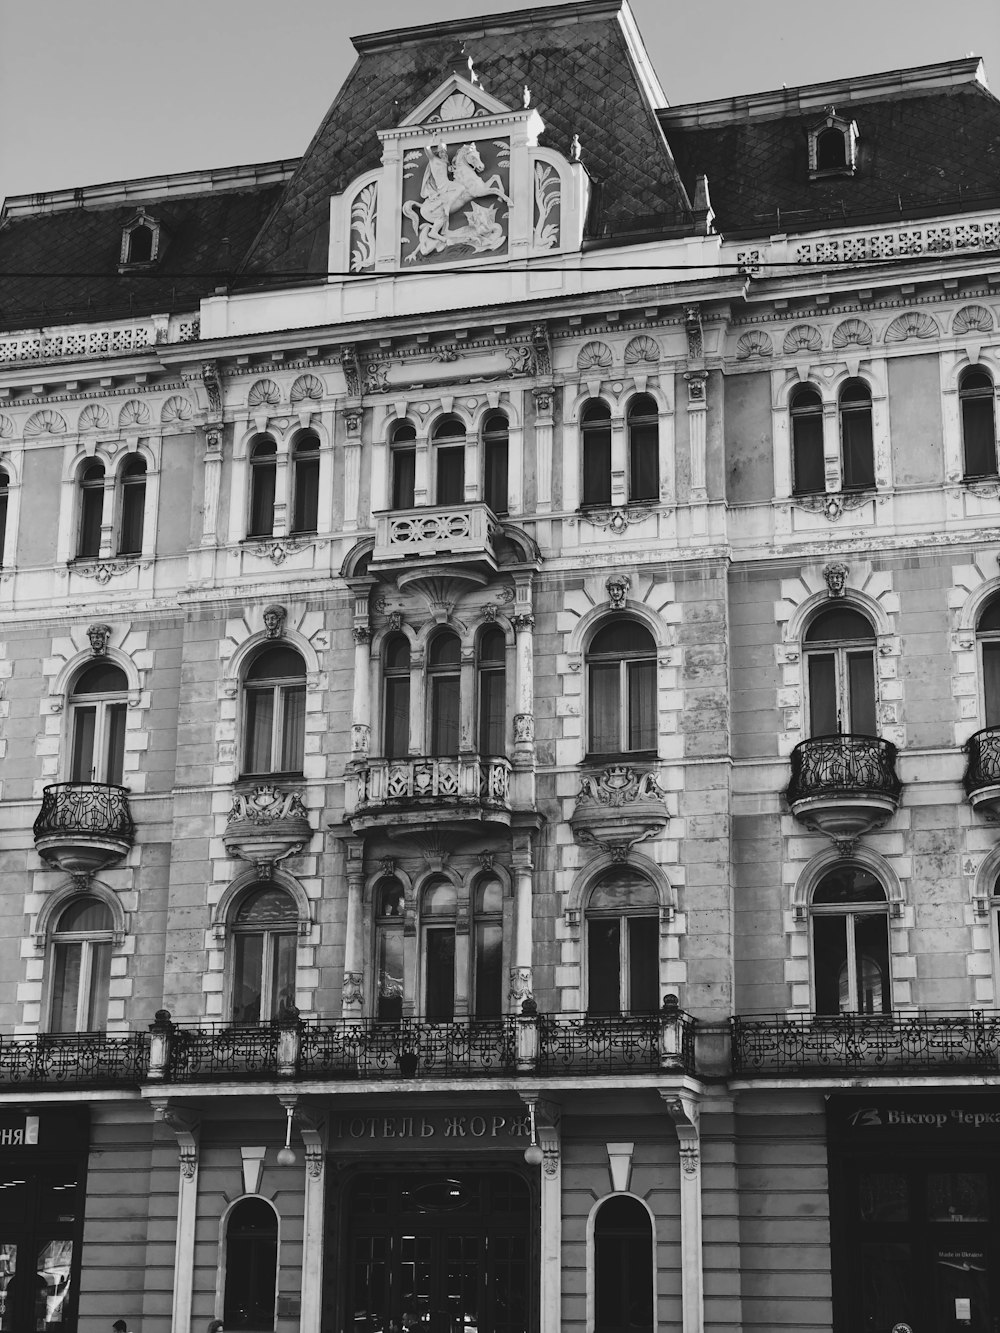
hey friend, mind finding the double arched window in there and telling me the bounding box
[804,606,876,737]
[229,884,298,1024]
[961,368,997,479]
[839,379,874,491]
[811,865,890,1014]
[627,395,659,502]
[581,397,660,507]
[241,646,306,777]
[790,386,824,496]
[582,400,612,507]
[586,867,659,1016]
[587,621,657,756]
[77,455,150,559]
[48,896,114,1032]
[69,662,128,785]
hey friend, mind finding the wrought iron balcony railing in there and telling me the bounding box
[786,734,901,805]
[356,756,511,810]
[964,726,1000,797]
[537,1012,693,1075]
[372,503,498,564]
[0,1033,149,1088]
[33,782,135,842]
[732,1012,1000,1077]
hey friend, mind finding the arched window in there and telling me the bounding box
[816,127,847,171]
[290,432,320,534]
[960,368,997,479]
[477,626,506,755]
[483,412,509,515]
[428,632,461,756]
[383,635,411,760]
[586,867,659,1016]
[242,646,306,777]
[117,455,146,556]
[69,662,128,785]
[594,1196,654,1333]
[804,606,877,737]
[223,1198,278,1330]
[433,417,466,505]
[587,621,657,756]
[78,461,105,558]
[473,877,504,1019]
[812,865,890,1015]
[49,897,114,1032]
[977,597,1000,727]
[230,885,298,1024]
[0,468,9,566]
[790,386,824,495]
[374,879,405,1022]
[126,225,154,265]
[582,400,612,507]
[422,879,457,1022]
[248,437,277,537]
[390,423,416,510]
[839,379,874,491]
[627,395,658,502]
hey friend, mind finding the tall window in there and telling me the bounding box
[473,878,504,1019]
[483,413,509,515]
[804,606,877,737]
[230,885,297,1024]
[422,879,457,1022]
[977,597,1000,727]
[117,455,146,556]
[816,127,847,171]
[433,417,465,505]
[586,868,659,1016]
[587,621,656,755]
[0,467,9,566]
[126,224,154,264]
[961,368,997,479]
[223,1198,278,1331]
[839,379,874,491]
[594,1196,654,1333]
[383,635,411,760]
[69,662,128,785]
[248,436,277,537]
[791,386,825,495]
[627,395,658,502]
[291,432,320,533]
[428,632,461,756]
[242,647,306,776]
[49,897,114,1032]
[374,879,405,1022]
[78,461,105,558]
[812,865,890,1015]
[582,399,612,507]
[477,627,506,755]
[391,423,416,510]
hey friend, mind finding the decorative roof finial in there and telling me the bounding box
[523,85,531,108]
[447,41,479,87]
[570,134,582,162]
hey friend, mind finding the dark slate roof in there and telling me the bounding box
[240,0,695,279]
[661,76,1000,239]
[0,174,292,333]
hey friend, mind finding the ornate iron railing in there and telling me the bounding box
[964,727,1000,795]
[167,1023,279,1081]
[299,1018,517,1079]
[537,1012,692,1075]
[33,782,135,841]
[373,503,498,562]
[0,1033,148,1087]
[732,1012,1000,1076]
[786,734,901,805]
[357,756,511,810]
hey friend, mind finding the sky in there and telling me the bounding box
[1,0,998,202]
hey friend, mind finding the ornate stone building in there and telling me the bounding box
[1,1,1000,1331]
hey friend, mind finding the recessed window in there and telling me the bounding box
[422,879,458,1022]
[804,606,877,737]
[433,416,466,505]
[49,896,114,1033]
[374,879,405,1022]
[117,455,146,556]
[223,1198,278,1331]
[587,620,657,755]
[977,597,1000,727]
[582,399,612,507]
[812,866,890,1015]
[78,461,105,559]
[594,1196,654,1333]
[627,394,659,502]
[483,413,509,515]
[242,646,306,776]
[586,867,659,1016]
[0,468,9,566]
[291,432,320,534]
[383,635,411,760]
[119,210,164,267]
[791,386,825,496]
[390,423,416,510]
[69,662,128,786]
[477,626,506,755]
[808,110,859,178]
[428,632,461,756]
[961,368,997,479]
[839,379,874,491]
[230,884,298,1024]
[248,436,277,538]
[473,878,504,1020]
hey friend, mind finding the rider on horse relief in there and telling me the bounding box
[402,139,511,262]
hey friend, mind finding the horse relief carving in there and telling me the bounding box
[401,138,511,263]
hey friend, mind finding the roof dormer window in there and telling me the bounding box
[808,108,859,179]
[120,209,163,268]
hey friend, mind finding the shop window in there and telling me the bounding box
[383,635,411,760]
[421,879,457,1022]
[374,879,405,1022]
[223,1198,278,1330]
[812,865,890,1015]
[428,631,461,756]
[477,626,506,755]
[587,620,657,756]
[433,417,465,505]
[582,399,612,507]
[483,413,509,515]
[839,379,874,491]
[586,867,659,1016]
[230,885,297,1024]
[594,1195,654,1333]
[473,878,504,1020]
[49,897,114,1032]
[77,461,105,558]
[242,646,306,777]
[627,395,659,502]
[117,455,146,556]
[69,662,128,785]
[0,468,9,566]
[290,432,320,534]
[390,423,416,510]
[248,436,277,538]
[804,605,877,737]
[961,368,997,479]
[791,385,825,495]
[0,1158,84,1333]
[977,597,1000,727]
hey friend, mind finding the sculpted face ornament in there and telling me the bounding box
[606,574,630,609]
[87,623,112,656]
[263,604,287,638]
[823,562,849,598]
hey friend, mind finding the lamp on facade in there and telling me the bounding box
[523,1101,543,1167]
[276,1104,296,1167]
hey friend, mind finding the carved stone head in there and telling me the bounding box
[87,623,112,656]
[606,574,630,609]
[263,604,287,638]
[823,562,849,598]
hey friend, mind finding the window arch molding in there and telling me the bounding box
[954,576,1000,637]
[364,864,416,909]
[567,603,670,662]
[211,866,313,942]
[377,412,423,447]
[970,841,1000,920]
[563,852,675,931]
[783,587,891,647]
[52,644,141,707]
[63,443,116,485]
[32,879,127,951]
[223,623,320,693]
[775,373,828,413]
[427,405,475,437]
[585,1190,658,1333]
[469,396,522,432]
[216,1193,281,1332]
[791,844,904,924]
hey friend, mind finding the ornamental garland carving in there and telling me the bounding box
[350,182,378,274]
[831,317,873,349]
[782,324,822,355]
[577,765,668,808]
[532,163,560,251]
[582,506,655,533]
[791,492,871,521]
[884,310,938,342]
[954,305,994,335]
[226,785,309,826]
[73,560,136,584]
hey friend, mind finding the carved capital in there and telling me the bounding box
[352,625,372,645]
[513,713,534,743]
[151,1100,200,1177]
[512,612,535,632]
[342,970,364,1008]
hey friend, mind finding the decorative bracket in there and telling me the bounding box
[660,1091,700,1177]
[151,1100,200,1178]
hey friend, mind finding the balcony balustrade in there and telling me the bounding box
[0,1032,148,1089]
[33,782,135,876]
[964,726,1000,817]
[785,733,901,844]
[732,1011,1000,1077]
[372,503,499,568]
[351,755,512,832]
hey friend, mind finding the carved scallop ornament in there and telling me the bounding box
[832,318,873,349]
[119,398,151,428]
[624,335,660,366]
[782,324,822,355]
[0,416,13,439]
[24,409,67,437]
[290,374,324,404]
[954,305,993,335]
[248,378,281,410]
[735,330,773,359]
[78,404,111,432]
[885,311,938,342]
[161,396,194,425]
[576,341,613,372]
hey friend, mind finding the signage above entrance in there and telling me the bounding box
[331,1108,531,1145]
[829,1097,1000,1142]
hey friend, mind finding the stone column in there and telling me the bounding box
[661,1092,704,1333]
[343,411,362,532]
[685,373,708,500]
[201,426,224,546]
[151,1102,199,1333]
[509,835,534,1010]
[532,388,554,512]
[512,611,535,763]
[342,840,365,1018]
[298,1111,326,1333]
[351,626,371,757]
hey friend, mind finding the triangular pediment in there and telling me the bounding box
[398,75,512,131]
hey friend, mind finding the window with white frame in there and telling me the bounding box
[587,620,657,756]
[790,385,824,496]
[117,455,146,556]
[229,884,298,1024]
[627,394,659,502]
[374,878,405,1022]
[433,416,465,505]
[804,606,877,737]
[811,865,890,1015]
[585,867,659,1016]
[77,461,105,558]
[839,379,874,491]
[382,635,411,760]
[248,436,277,537]
[594,1195,654,1333]
[390,422,416,510]
[69,662,128,785]
[961,368,997,480]
[290,431,320,534]
[976,597,1000,727]
[477,626,506,756]
[582,399,612,507]
[0,467,9,566]
[472,877,504,1020]
[48,896,114,1032]
[482,412,509,515]
[241,646,306,777]
[421,878,457,1022]
[427,631,461,756]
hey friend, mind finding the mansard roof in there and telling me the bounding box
[661,58,1000,238]
[239,0,696,279]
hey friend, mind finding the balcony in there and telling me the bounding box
[785,734,901,846]
[33,782,135,876]
[0,1032,148,1089]
[350,755,512,834]
[732,1012,1000,1078]
[370,504,500,614]
[964,727,1000,817]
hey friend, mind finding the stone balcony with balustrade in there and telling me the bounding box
[370,504,500,607]
[348,754,512,834]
